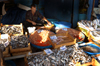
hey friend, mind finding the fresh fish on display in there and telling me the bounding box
[10,35,29,49]
[1,26,22,34]
[26,45,91,66]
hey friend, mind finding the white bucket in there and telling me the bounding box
[27,27,36,33]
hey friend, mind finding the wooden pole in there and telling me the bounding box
[71,0,74,28]
[0,49,4,66]
[91,0,95,20]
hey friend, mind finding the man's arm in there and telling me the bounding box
[26,19,36,25]
[42,17,52,25]
[37,11,51,25]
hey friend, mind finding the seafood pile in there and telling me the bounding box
[0,26,22,34]
[78,19,100,30]
[56,28,84,43]
[50,35,70,45]
[10,35,29,49]
[81,46,99,53]
[0,39,9,51]
[79,20,95,28]
[27,45,91,66]
[78,19,100,43]
[29,30,55,46]
[89,30,100,44]
[90,30,100,37]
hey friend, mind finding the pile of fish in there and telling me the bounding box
[90,30,100,37]
[89,30,100,43]
[50,35,69,45]
[0,39,8,51]
[0,26,22,34]
[10,35,29,49]
[79,20,95,28]
[56,28,84,43]
[29,29,55,46]
[78,19,100,29]
[78,19,100,43]
[27,45,91,66]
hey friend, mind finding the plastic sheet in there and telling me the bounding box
[1,6,26,24]
[54,21,71,29]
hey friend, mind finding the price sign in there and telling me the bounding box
[50,35,57,40]
[44,49,53,55]
[1,34,9,39]
[97,56,100,60]
[62,28,67,31]
[60,46,67,51]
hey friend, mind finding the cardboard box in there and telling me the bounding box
[49,32,76,49]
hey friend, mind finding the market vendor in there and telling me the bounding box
[23,4,52,29]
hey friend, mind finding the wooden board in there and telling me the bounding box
[10,43,31,53]
[12,50,32,56]
[24,57,29,66]
[1,23,23,36]
[49,32,76,49]
[3,54,11,58]
[3,47,9,55]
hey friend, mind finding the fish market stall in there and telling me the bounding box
[0,20,100,66]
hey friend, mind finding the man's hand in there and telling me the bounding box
[48,22,52,26]
[32,22,36,25]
